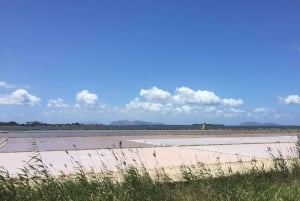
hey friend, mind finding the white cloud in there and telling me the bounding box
[126,98,163,112]
[173,87,221,105]
[230,108,246,114]
[0,89,41,106]
[47,98,68,108]
[134,86,243,107]
[76,90,98,107]
[42,86,246,124]
[253,107,272,113]
[203,106,217,113]
[140,86,171,101]
[246,107,278,120]
[0,81,16,89]
[216,108,246,118]
[175,105,192,113]
[125,86,244,118]
[222,98,244,106]
[279,95,300,104]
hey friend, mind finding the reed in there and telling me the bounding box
[0,138,300,201]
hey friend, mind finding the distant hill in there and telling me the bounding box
[110,120,164,126]
[239,121,281,126]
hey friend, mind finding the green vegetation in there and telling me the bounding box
[0,153,300,201]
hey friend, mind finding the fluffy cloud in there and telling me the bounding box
[140,86,171,101]
[126,98,164,112]
[173,87,221,105]
[125,86,244,117]
[42,86,248,123]
[0,81,16,89]
[76,90,98,107]
[244,107,279,120]
[136,86,243,107]
[222,98,244,106]
[47,98,68,108]
[253,107,273,113]
[0,89,41,106]
[230,108,246,114]
[175,105,192,113]
[223,108,246,118]
[172,87,243,106]
[280,95,300,104]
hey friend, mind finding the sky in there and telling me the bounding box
[1,1,300,125]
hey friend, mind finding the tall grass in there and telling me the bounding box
[0,139,300,201]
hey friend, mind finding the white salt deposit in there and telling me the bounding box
[131,136,298,146]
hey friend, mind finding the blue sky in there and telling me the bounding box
[1,1,300,125]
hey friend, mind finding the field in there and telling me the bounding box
[0,130,300,200]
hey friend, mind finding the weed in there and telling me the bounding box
[1,140,300,201]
